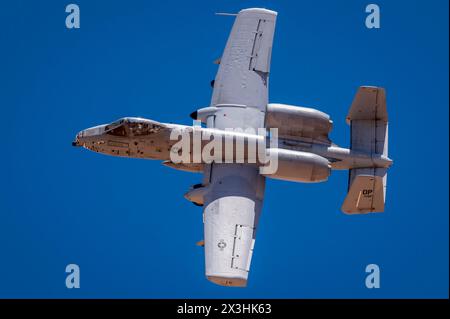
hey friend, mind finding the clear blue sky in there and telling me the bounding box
[0,0,448,298]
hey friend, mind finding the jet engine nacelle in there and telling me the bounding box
[262,148,330,183]
[265,104,333,141]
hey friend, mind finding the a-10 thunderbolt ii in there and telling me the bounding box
[73,8,393,287]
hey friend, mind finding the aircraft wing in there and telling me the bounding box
[203,164,265,287]
[211,8,277,111]
[202,8,277,287]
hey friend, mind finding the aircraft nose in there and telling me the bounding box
[72,132,83,147]
[72,125,107,147]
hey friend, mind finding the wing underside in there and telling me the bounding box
[211,8,277,110]
[203,164,265,287]
[201,8,277,286]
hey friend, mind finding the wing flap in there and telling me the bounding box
[231,224,255,271]
[250,18,276,73]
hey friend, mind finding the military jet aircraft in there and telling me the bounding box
[73,8,393,287]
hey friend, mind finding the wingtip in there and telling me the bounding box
[239,8,278,16]
[206,276,248,287]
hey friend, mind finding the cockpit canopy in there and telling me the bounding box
[105,117,164,137]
